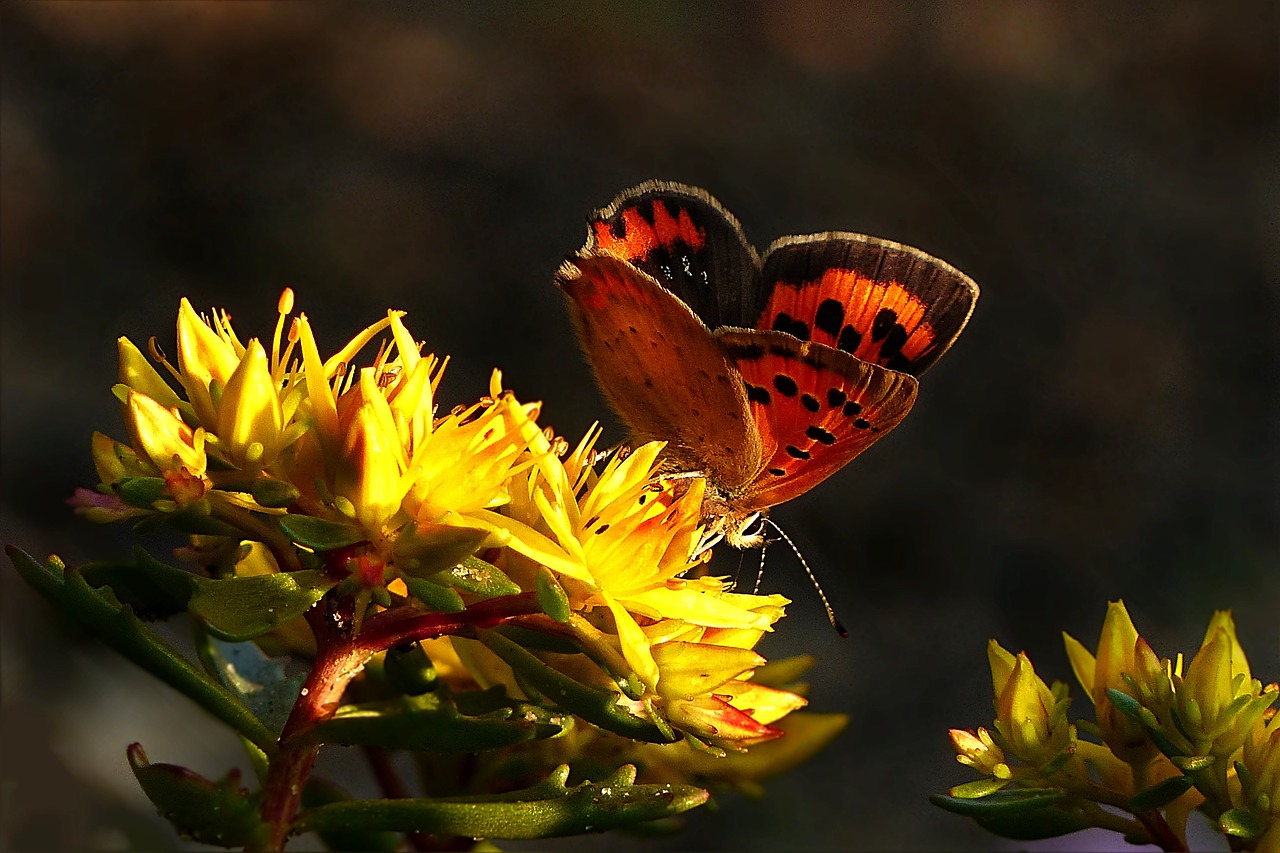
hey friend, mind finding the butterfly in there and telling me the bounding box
[556,180,978,549]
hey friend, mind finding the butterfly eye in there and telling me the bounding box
[739,512,766,541]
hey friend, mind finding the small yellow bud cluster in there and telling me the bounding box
[942,602,1278,851]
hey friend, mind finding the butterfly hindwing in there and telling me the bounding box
[583,181,763,330]
[757,234,978,376]
[716,329,919,511]
[557,252,763,490]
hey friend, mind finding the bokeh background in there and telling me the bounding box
[2,2,1277,850]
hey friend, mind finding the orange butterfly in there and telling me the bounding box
[557,181,978,549]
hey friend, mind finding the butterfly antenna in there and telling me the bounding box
[764,518,848,638]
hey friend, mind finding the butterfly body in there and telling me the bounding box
[557,181,977,547]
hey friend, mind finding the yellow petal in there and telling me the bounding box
[334,371,406,530]
[217,339,284,468]
[652,641,765,699]
[987,639,1017,699]
[117,336,183,409]
[176,298,241,428]
[125,390,206,475]
[1202,611,1251,682]
[602,591,659,690]
[1062,631,1097,703]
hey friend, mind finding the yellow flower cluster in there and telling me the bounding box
[78,292,819,752]
[946,601,1279,850]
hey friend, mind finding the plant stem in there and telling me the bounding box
[1135,809,1188,852]
[254,597,366,851]
[251,590,546,850]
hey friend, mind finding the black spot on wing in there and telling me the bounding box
[815,299,845,337]
[837,325,862,353]
[801,393,820,413]
[827,388,847,408]
[806,425,836,445]
[871,308,898,343]
[771,312,811,341]
[785,445,810,460]
[745,383,771,405]
[773,374,798,397]
[843,400,862,417]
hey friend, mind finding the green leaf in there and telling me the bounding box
[1129,774,1195,811]
[394,523,489,578]
[949,778,1011,799]
[382,642,439,695]
[198,637,306,735]
[127,743,265,848]
[490,625,581,655]
[249,478,300,509]
[536,567,571,623]
[80,548,198,619]
[930,788,1091,841]
[1169,754,1215,772]
[1106,687,1144,721]
[166,503,240,536]
[437,556,522,598]
[301,779,400,852]
[310,690,567,753]
[294,764,709,839]
[480,630,676,744]
[402,577,466,614]
[1219,808,1267,840]
[113,476,169,507]
[1105,687,1182,758]
[278,514,365,550]
[6,547,277,753]
[190,570,335,641]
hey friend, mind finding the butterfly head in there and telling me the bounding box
[698,486,767,551]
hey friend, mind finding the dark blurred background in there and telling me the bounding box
[2,2,1277,850]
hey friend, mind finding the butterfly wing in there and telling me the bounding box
[582,181,763,330]
[717,329,919,511]
[757,234,978,376]
[557,252,763,490]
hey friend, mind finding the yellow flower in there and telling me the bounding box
[1173,612,1277,760]
[401,372,540,531]
[175,296,245,430]
[950,726,1010,780]
[121,389,209,484]
[215,339,285,470]
[1240,710,1280,820]
[988,640,1072,768]
[1063,600,1160,765]
[505,428,785,689]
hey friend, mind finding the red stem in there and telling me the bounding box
[1136,810,1188,853]
[251,591,544,851]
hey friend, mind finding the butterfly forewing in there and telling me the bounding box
[757,234,978,376]
[557,253,763,490]
[584,181,763,330]
[717,329,919,511]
